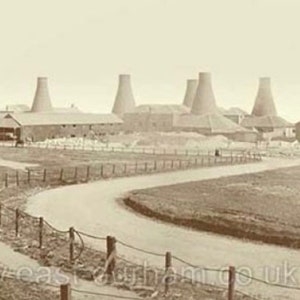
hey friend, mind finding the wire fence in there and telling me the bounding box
[0,202,299,300]
[0,139,263,158]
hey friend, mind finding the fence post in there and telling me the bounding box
[27,170,31,184]
[154,160,157,171]
[124,163,127,174]
[16,171,19,187]
[43,169,47,182]
[69,227,75,264]
[164,251,172,295]
[60,284,71,300]
[86,166,90,181]
[5,173,8,188]
[60,168,64,182]
[145,162,148,172]
[74,167,78,181]
[0,204,2,226]
[228,266,236,300]
[135,161,138,173]
[15,209,20,237]
[39,217,44,249]
[106,236,116,278]
[100,165,104,177]
[171,160,174,169]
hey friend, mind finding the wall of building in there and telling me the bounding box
[123,113,174,133]
[20,123,123,141]
[261,127,295,140]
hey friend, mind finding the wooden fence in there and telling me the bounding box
[1,153,262,189]
[0,203,256,300]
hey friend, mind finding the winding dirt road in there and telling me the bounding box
[26,158,300,299]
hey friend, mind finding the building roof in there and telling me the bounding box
[174,113,248,133]
[241,115,294,129]
[1,113,123,127]
[131,104,189,114]
[224,107,249,116]
[5,104,31,113]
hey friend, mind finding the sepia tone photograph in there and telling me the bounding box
[0,0,300,299]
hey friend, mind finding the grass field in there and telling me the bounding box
[125,165,300,249]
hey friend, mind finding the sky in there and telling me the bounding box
[0,0,299,121]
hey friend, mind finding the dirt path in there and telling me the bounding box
[26,158,300,299]
[0,242,139,300]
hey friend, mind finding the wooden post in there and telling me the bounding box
[106,236,116,276]
[86,166,90,181]
[43,169,47,182]
[60,284,71,300]
[100,165,104,177]
[74,167,78,181]
[124,163,127,174]
[228,266,236,300]
[0,204,2,226]
[171,160,174,169]
[39,217,44,249]
[154,160,157,171]
[69,227,75,264]
[5,173,8,188]
[135,161,138,173]
[179,160,182,169]
[163,160,166,170]
[60,168,64,182]
[27,170,31,184]
[112,164,116,175]
[15,209,20,237]
[165,251,172,295]
[16,171,19,186]
[145,162,148,172]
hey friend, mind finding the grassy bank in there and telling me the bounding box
[125,165,300,249]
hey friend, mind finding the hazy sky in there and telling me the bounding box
[0,0,299,121]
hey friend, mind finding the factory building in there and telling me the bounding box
[173,73,257,141]
[123,104,189,133]
[241,78,295,139]
[0,77,123,141]
[117,72,257,141]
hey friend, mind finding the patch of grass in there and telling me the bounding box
[126,165,300,249]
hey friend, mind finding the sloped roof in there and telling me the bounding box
[5,104,31,112]
[130,104,189,114]
[53,106,82,113]
[3,113,123,127]
[174,113,248,133]
[241,115,294,128]
[224,107,249,116]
